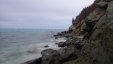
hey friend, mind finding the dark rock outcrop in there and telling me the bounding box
[53,31,70,38]
[22,57,42,64]
[58,45,79,62]
[41,49,61,64]
[67,0,113,64]
[58,42,66,47]
[44,45,49,48]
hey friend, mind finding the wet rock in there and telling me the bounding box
[44,45,49,48]
[54,31,70,38]
[65,38,72,46]
[65,36,83,47]
[58,42,66,47]
[22,57,42,64]
[41,49,61,64]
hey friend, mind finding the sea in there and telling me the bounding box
[0,29,66,64]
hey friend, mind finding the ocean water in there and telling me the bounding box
[0,29,66,64]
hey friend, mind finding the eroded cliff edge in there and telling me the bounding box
[23,0,113,64]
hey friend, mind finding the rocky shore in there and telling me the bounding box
[23,0,113,64]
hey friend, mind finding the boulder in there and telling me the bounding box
[41,49,61,64]
[22,57,42,64]
[44,45,49,48]
[65,38,72,46]
[65,36,83,47]
[58,42,66,47]
[58,45,78,61]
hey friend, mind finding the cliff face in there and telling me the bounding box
[68,0,113,64]
[23,0,113,64]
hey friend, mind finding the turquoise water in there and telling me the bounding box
[0,29,64,64]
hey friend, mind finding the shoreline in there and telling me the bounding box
[21,37,66,64]
[22,35,84,64]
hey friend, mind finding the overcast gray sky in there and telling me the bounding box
[0,0,94,29]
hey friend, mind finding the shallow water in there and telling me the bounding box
[0,29,66,64]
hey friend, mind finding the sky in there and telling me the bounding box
[0,0,94,29]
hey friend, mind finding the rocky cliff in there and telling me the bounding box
[23,0,113,64]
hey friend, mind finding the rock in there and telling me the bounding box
[65,36,83,47]
[22,57,42,64]
[74,43,83,50]
[58,42,66,47]
[103,0,113,2]
[103,2,113,62]
[58,45,78,61]
[106,1,113,30]
[63,0,113,64]
[69,25,76,32]
[82,6,106,34]
[65,38,72,46]
[94,15,107,29]
[41,49,61,64]
[54,31,70,38]
[91,15,107,41]
[64,34,70,38]
[86,7,105,22]
[55,43,58,44]
[96,1,108,9]
[44,45,49,48]
[80,21,86,33]
[72,18,77,25]
[83,21,95,33]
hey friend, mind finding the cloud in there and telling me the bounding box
[0,0,94,29]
